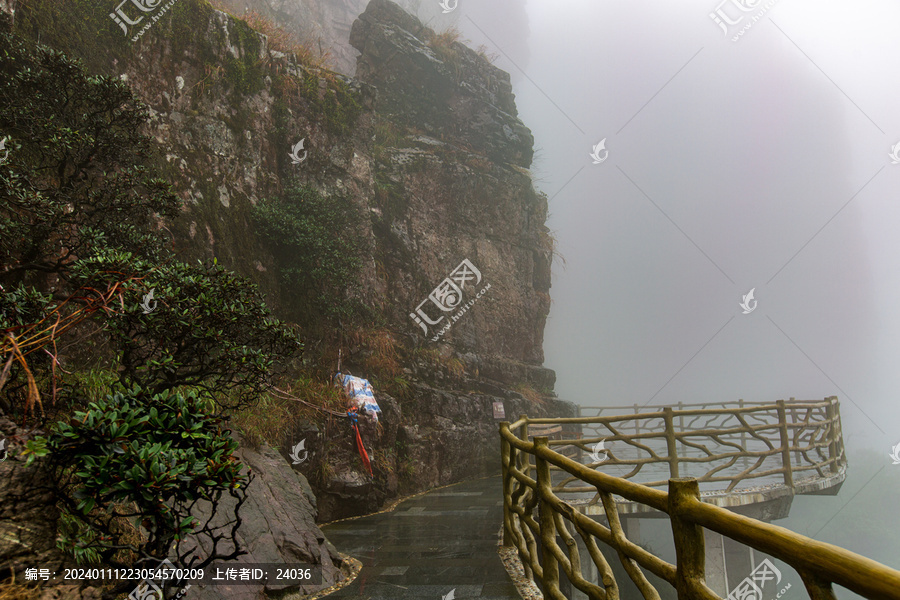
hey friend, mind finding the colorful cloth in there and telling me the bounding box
[334,373,382,422]
[348,408,374,476]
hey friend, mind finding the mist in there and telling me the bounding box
[450,0,900,457]
[441,0,900,587]
[3,0,899,596]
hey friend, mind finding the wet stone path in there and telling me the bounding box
[321,476,522,600]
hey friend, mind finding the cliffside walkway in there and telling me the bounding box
[552,397,848,520]
[500,397,900,599]
[322,476,523,599]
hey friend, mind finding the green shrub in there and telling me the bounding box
[1,27,301,415]
[0,26,301,585]
[39,386,250,577]
[69,250,302,412]
[253,185,365,323]
[0,31,179,279]
[55,509,103,566]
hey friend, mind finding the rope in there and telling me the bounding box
[269,386,345,417]
[271,375,375,477]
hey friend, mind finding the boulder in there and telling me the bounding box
[184,438,346,600]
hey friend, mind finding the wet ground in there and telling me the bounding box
[321,476,522,600]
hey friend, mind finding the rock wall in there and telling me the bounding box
[350,0,550,365]
[4,0,570,535]
[208,0,530,79]
[284,0,564,519]
[11,0,550,367]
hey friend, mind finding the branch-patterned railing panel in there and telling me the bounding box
[523,398,845,500]
[500,403,900,600]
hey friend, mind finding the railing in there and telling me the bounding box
[529,398,845,501]
[499,398,900,600]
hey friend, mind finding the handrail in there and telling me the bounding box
[499,399,900,600]
[575,398,821,414]
[515,398,845,496]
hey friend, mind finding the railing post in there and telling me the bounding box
[776,400,794,489]
[500,421,513,546]
[790,396,802,466]
[825,397,840,473]
[669,478,707,600]
[739,398,748,470]
[634,403,641,438]
[664,407,680,478]
[800,570,839,600]
[535,437,563,600]
[520,414,530,473]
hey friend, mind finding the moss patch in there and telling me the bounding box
[13,0,132,72]
[298,71,363,136]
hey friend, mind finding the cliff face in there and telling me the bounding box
[207,0,531,79]
[350,0,551,367]
[5,0,567,523]
[10,0,551,372]
[208,0,367,75]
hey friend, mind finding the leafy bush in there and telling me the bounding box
[0,30,302,415]
[0,28,300,581]
[33,386,251,582]
[0,31,179,283]
[61,367,120,405]
[55,509,104,566]
[0,28,179,418]
[253,185,365,323]
[69,250,302,411]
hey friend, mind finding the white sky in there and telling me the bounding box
[452,0,900,452]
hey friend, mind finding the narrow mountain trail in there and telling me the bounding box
[322,476,524,599]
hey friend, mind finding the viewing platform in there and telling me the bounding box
[528,398,846,521]
[499,397,900,599]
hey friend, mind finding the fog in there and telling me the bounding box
[439,0,900,589]
[448,0,900,455]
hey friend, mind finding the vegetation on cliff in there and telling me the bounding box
[1,3,563,592]
[253,185,366,324]
[0,28,301,595]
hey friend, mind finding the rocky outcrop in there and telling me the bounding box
[8,0,554,399]
[208,0,531,80]
[290,1,562,520]
[186,439,346,600]
[398,383,571,481]
[352,0,534,167]
[351,0,550,367]
[208,0,367,76]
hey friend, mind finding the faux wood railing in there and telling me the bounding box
[499,398,900,600]
[526,398,845,501]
